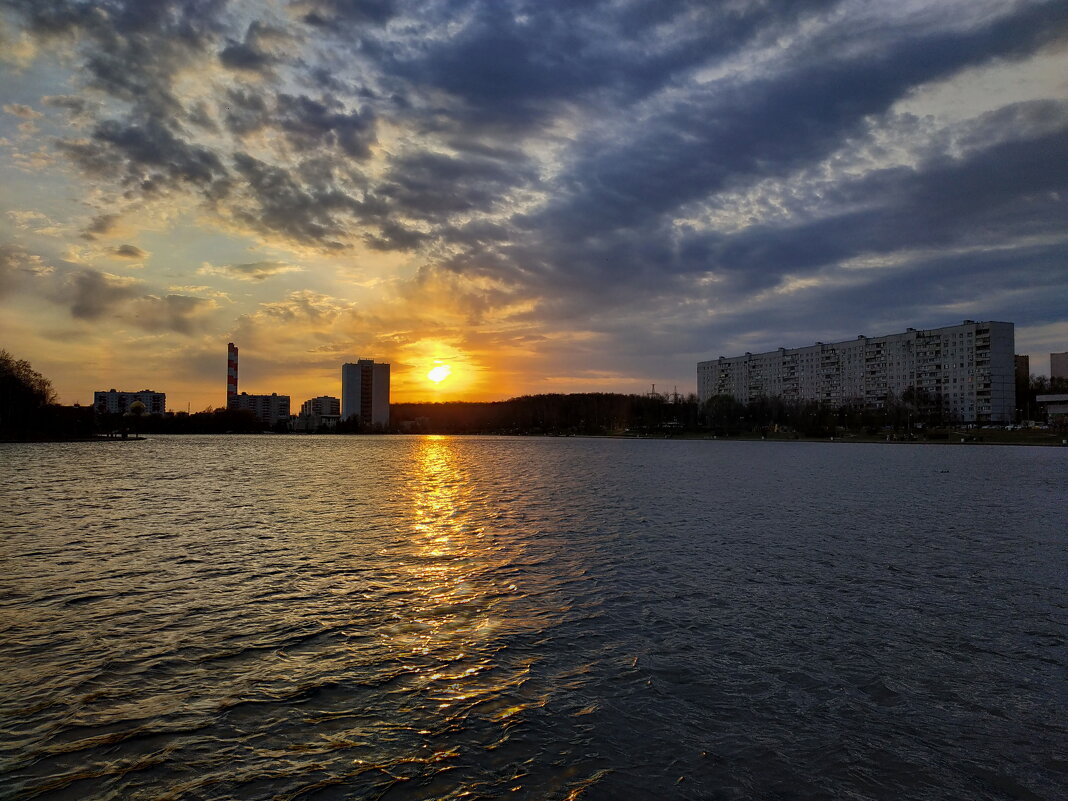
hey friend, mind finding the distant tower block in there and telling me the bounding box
[341,359,390,427]
[1052,352,1068,381]
[227,342,239,399]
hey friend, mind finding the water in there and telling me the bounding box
[0,436,1065,800]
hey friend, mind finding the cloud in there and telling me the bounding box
[11,0,224,119]
[197,260,302,281]
[0,244,54,295]
[274,93,377,159]
[218,21,284,73]
[82,213,120,239]
[225,152,358,247]
[7,210,54,230]
[21,259,215,334]
[2,0,1067,400]
[295,0,399,28]
[255,289,348,323]
[42,94,95,116]
[2,103,42,119]
[128,293,216,334]
[69,117,227,189]
[48,268,142,319]
[110,244,148,259]
[375,149,537,224]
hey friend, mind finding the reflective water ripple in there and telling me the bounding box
[1,436,1065,800]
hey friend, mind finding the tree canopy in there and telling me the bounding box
[0,350,57,437]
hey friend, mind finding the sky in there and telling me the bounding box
[1,0,1066,410]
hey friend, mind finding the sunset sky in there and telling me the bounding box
[1,0,1066,410]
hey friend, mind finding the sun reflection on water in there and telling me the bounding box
[387,436,501,667]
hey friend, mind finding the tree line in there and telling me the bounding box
[388,392,700,435]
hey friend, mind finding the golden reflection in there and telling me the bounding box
[380,435,552,768]
[388,436,495,667]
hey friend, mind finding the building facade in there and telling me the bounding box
[1015,354,1030,386]
[301,396,341,417]
[296,396,341,432]
[94,389,166,415]
[341,360,390,427]
[1052,352,1068,381]
[1036,393,1068,421]
[227,392,290,426]
[698,321,1015,423]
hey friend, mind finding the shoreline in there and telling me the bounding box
[3,432,1064,447]
[0,435,147,444]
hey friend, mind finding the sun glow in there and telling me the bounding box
[427,364,452,383]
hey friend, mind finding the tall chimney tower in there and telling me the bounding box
[227,342,238,400]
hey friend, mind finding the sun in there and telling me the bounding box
[427,364,452,383]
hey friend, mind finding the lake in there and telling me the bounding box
[1,436,1065,800]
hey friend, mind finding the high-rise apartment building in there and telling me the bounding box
[698,321,1015,423]
[296,396,341,432]
[1052,352,1068,381]
[341,360,390,427]
[94,389,166,415]
[301,396,341,417]
[1015,354,1030,386]
[228,392,290,426]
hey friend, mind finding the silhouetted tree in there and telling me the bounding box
[0,350,57,438]
[701,394,745,435]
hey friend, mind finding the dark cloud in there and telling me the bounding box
[199,260,302,281]
[275,94,377,159]
[693,115,1068,294]
[42,94,94,116]
[522,1,1068,250]
[221,87,270,137]
[111,244,148,259]
[390,0,840,131]
[219,21,283,73]
[81,213,119,240]
[41,265,213,333]
[130,294,214,334]
[60,269,143,319]
[219,39,272,72]
[230,152,359,247]
[5,0,228,124]
[94,118,227,186]
[363,221,429,252]
[58,117,228,198]
[219,89,377,158]
[296,0,398,28]
[375,150,537,223]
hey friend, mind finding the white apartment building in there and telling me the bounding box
[296,395,341,432]
[94,389,166,415]
[300,396,340,417]
[698,321,1015,423]
[341,360,390,427]
[227,392,291,426]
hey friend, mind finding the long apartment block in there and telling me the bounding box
[698,321,1015,422]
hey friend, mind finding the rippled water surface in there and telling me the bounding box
[1,436,1065,800]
